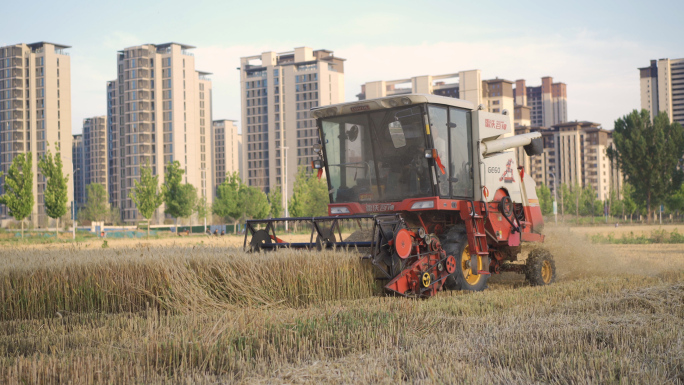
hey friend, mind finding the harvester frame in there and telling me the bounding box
[245,94,556,297]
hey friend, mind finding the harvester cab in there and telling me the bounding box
[245,94,556,297]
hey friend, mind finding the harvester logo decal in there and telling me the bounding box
[499,159,515,183]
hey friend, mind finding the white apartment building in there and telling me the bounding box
[107,43,212,224]
[639,58,684,125]
[239,47,345,201]
[212,119,242,192]
[0,42,74,226]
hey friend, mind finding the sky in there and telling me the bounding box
[1,0,682,134]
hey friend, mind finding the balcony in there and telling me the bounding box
[139,133,152,143]
[10,79,22,88]
[10,110,23,119]
[138,123,152,132]
[139,144,152,153]
[12,143,24,151]
[138,101,153,111]
[7,68,22,78]
[10,121,22,130]
[11,132,24,141]
[10,89,23,99]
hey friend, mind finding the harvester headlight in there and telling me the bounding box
[410,201,435,210]
[401,97,411,105]
[313,143,322,153]
[389,99,399,107]
[330,206,350,214]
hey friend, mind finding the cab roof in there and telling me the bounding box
[311,94,475,118]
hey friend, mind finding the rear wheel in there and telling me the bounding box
[525,248,556,286]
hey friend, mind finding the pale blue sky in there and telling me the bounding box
[1,0,682,133]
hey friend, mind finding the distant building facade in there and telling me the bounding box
[239,47,345,202]
[83,116,108,197]
[107,43,212,224]
[0,42,74,226]
[514,77,568,127]
[515,121,621,201]
[212,119,242,191]
[639,58,684,125]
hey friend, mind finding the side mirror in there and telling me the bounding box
[524,137,543,156]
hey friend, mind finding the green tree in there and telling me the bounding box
[536,184,553,216]
[622,183,638,223]
[289,166,330,217]
[161,161,193,231]
[179,184,198,226]
[608,110,684,222]
[666,184,684,221]
[213,172,241,232]
[268,186,284,218]
[608,189,623,218]
[239,186,270,221]
[38,146,69,237]
[196,195,209,231]
[0,153,34,238]
[83,183,109,223]
[128,162,163,238]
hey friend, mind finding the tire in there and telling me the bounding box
[525,248,556,286]
[442,229,489,291]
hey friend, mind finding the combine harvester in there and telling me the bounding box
[245,94,555,297]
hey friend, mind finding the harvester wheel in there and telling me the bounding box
[249,230,272,252]
[443,241,489,292]
[525,248,556,286]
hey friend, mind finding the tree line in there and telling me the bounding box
[0,146,330,238]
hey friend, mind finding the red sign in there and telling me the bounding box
[485,119,507,131]
[350,105,370,112]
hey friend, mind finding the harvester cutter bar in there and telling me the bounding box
[244,214,397,252]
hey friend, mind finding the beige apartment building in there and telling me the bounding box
[107,43,212,224]
[639,58,684,125]
[239,47,345,201]
[83,116,107,197]
[72,133,86,208]
[515,77,568,127]
[482,78,515,116]
[0,42,74,227]
[515,121,621,201]
[212,119,242,192]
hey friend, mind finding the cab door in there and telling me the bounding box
[449,107,474,198]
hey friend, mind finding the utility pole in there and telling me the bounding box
[72,201,76,240]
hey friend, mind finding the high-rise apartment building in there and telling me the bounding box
[514,77,568,127]
[107,43,212,224]
[514,121,620,200]
[482,78,514,115]
[212,119,242,191]
[357,71,482,106]
[0,42,73,226]
[239,47,345,199]
[639,58,684,125]
[83,116,108,196]
[72,134,86,208]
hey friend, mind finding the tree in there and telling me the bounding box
[536,184,553,216]
[213,172,241,233]
[608,110,684,223]
[38,146,69,238]
[129,162,163,238]
[268,187,284,218]
[0,153,34,238]
[179,183,198,225]
[196,195,209,231]
[161,161,195,231]
[622,183,638,223]
[239,186,270,221]
[83,184,109,223]
[289,166,330,217]
[666,184,684,221]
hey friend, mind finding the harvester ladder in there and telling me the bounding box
[460,201,490,273]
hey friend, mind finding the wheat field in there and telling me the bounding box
[0,224,682,384]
